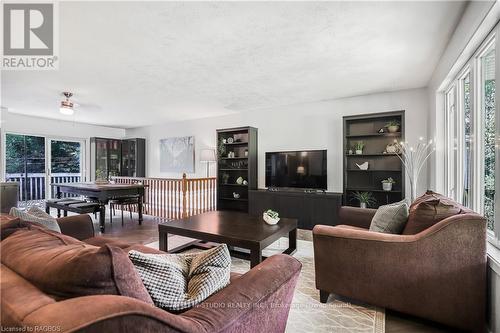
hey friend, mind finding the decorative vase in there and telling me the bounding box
[387,125,399,133]
[355,150,363,155]
[382,182,393,191]
[360,202,367,209]
[348,149,353,155]
[244,150,248,157]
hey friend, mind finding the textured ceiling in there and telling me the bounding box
[1,1,465,128]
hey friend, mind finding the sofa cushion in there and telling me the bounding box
[402,191,472,235]
[9,206,61,233]
[129,244,231,311]
[0,227,153,304]
[369,200,409,234]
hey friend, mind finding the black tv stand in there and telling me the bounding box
[266,187,326,194]
[249,189,342,230]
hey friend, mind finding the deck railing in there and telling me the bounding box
[111,174,217,220]
[5,173,82,201]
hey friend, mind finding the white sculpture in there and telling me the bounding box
[356,162,369,170]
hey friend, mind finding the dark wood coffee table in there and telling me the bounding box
[158,211,297,268]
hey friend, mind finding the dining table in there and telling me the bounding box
[51,182,147,233]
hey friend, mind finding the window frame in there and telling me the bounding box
[444,29,500,247]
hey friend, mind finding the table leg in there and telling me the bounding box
[56,187,62,217]
[138,194,143,225]
[289,228,297,252]
[250,246,262,268]
[159,231,168,252]
[282,228,297,256]
[99,203,106,233]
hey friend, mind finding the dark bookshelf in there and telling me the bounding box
[216,126,258,212]
[343,111,405,208]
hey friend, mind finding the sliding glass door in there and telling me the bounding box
[4,133,84,205]
[5,134,46,206]
[49,139,83,198]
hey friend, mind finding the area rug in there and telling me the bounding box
[146,237,385,333]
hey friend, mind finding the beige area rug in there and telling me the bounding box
[146,237,385,333]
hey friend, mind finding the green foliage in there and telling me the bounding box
[351,191,376,206]
[385,120,400,127]
[5,134,45,173]
[264,209,279,219]
[5,135,80,175]
[217,138,226,158]
[483,79,496,231]
[354,141,365,151]
[51,141,80,173]
[381,177,396,184]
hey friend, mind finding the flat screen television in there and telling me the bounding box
[265,150,327,190]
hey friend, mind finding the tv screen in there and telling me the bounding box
[265,150,327,190]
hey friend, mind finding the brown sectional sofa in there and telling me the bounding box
[1,214,301,333]
[313,192,487,332]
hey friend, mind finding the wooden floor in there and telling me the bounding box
[89,210,456,333]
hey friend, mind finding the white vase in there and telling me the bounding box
[382,183,393,191]
[355,150,363,155]
[360,202,367,209]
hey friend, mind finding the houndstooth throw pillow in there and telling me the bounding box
[128,244,231,311]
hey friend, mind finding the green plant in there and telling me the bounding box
[264,209,279,219]
[217,138,226,158]
[381,177,396,184]
[351,191,376,206]
[385,120,400,128]
[354,141,365,151]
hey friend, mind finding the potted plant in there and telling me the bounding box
[351,191,376,208]
[263,209,280,225]
[354,141,365,155]
[385,120,400,133]
[381,177,396,191]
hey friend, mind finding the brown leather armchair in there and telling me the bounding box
[313,205,487,332]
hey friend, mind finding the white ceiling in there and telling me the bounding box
[1,1,465,128]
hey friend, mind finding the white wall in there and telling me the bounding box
[126,88,429,197]
[0,111,126,181]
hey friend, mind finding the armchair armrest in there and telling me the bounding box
[337,206,376,229]
[56,214,95,240]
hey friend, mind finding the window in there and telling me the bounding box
[479,42,496,231]
[444,31,500,244]
[445,86,458,199]
[461,72,472,207]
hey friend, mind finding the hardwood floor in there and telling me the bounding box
[85,210,457,333]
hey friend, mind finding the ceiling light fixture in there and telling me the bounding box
[60,92,74,115]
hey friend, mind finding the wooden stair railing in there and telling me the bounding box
[111,174,216,220]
